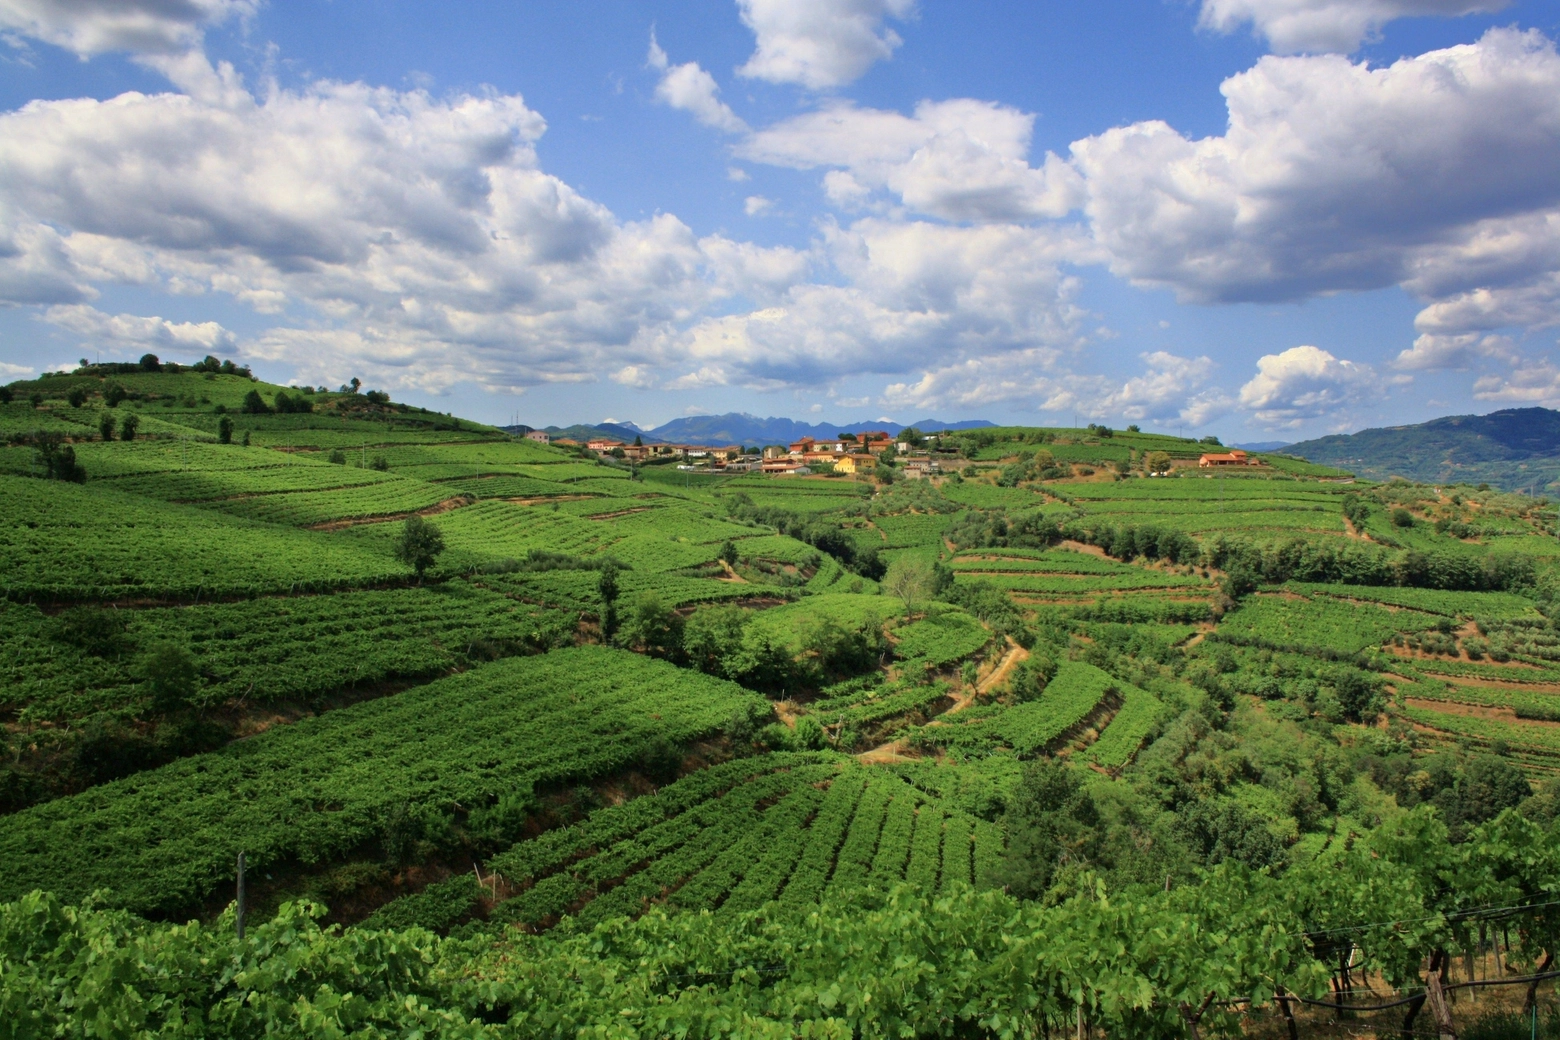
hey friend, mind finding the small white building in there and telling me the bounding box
[524,430,550,444]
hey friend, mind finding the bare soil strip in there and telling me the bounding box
[308,496,473,531]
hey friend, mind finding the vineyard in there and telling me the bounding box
[0,584,575,721]
[0,647,767,914]
[473,755,1000,930]
[8,369,1560,1037]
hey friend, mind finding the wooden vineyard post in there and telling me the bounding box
[1275,986,1299,1040]
[1425,968,1457,1040]
[236,850,246,940]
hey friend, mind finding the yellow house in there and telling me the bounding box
[834,454,871,474]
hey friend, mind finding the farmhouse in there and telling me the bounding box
[761,459,812,475]
[524,430,550,444]
[1198,449,1260,468]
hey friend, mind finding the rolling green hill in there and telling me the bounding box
[1286,407,1560,493]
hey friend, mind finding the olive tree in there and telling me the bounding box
[884,555,936,616]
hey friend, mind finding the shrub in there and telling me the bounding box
[53,607,129,656]
[241,389,269,414]
[118,413,139,441]
[369,455,389,471]
[98,412,115,441]
[792,716,827,750]
[66,387,86,407]
[140,643,201,715]
[104,384,127,407]
[217,416,233,444]
[328,448,347,465]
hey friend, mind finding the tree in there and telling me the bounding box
[138,353,161,372]
[104,384,127,407]
[141,643,200,715]
[997,758,1100,899]
[1127,424,1141,433]
[328,448,347,465]
[617,591,682,658]
[33,433,86,482]
[598,560,621,637]
[0,385,12,404]
[241,389,269,414]
[719,540,739,566]
[394,516,445,580]
[66,387,86,407]
[1173,798,1283,870]
[884,555,936,615]
[1334,670,1381,722]
[28,392,42,408]
[98,412,115,442]
[1144,450,1173,475]
[118,413,139,441]
[218,416,234,444]
[683,604,750,676]
[633,434,643,447]
[369,455,389,471]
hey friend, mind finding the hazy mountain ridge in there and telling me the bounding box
[522,413,995,446]
[1286,407,1560,494]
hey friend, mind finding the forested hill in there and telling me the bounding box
[1286,407,1560,494]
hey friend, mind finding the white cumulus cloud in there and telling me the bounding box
[1238,345,1377,428]
[0,72,818,394]
[742,99,1082,222]
[44,303,237,354]
[0,0,256,58]
[735,0,915,90]
[1071,29,1560,307]
[1198,0,1507,54]
[1103,351,1233,427]
[648,33,748,134]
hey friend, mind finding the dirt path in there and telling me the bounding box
[308,496,473,531]
[856,739,915,764]
[977,638,1029,697]
[717,560,747,583]
[1057,540,1111,558]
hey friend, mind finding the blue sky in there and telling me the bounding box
[2,1,1558,440]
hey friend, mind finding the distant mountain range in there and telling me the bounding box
[509,412,995,446]
[1232,441,1291,453]
[1285,407,1560,494]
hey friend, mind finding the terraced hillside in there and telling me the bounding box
[7,365,1560,1038]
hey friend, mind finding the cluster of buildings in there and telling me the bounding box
[525,429,944,478]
